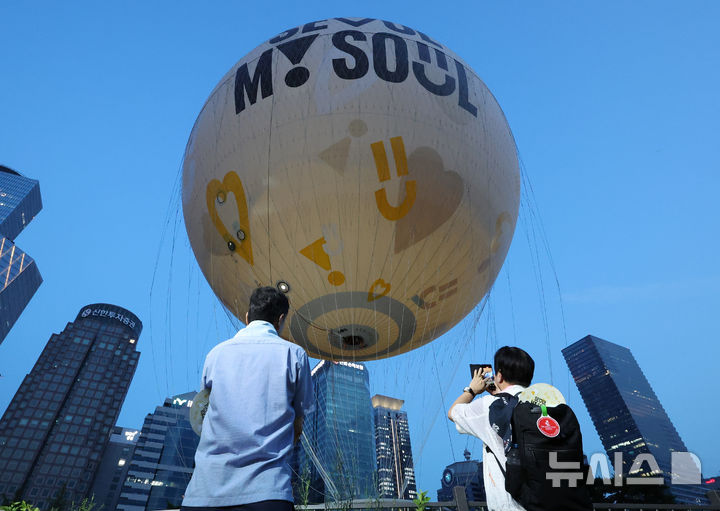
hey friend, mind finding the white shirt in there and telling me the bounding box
[451,385,526,511]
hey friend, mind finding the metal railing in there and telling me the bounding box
[163,486,720,511]
[296,501,720,511]
[292,486,720,511]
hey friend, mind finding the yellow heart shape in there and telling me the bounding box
[367,278,391,302]
[206,171,254,266]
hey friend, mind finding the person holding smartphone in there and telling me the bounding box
[448,347,535,511]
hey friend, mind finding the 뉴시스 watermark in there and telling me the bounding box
[545,451,702,487]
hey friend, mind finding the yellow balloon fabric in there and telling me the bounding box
[182,18,520,361]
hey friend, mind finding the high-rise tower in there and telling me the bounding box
[89,427,140,511]
[296,361,377,503]
[562,334,707,504]
[372,394,417,499]
[117,392,199,511]
[0,165,42,345]
[0,304,141,509]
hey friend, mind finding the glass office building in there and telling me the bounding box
[563,335,708,505]
[0,165,43,345]
[0,304,142,509]
[372,394,417,499]
[0,165,42,241]
[89,427,140,511]
[0,240,42,343]
[296,361,377,503]
[117,392,199,511]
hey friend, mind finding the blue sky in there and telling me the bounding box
[1,1,719,496]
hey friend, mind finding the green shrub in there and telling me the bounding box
[413,490,431,511]
[0,501,41,511]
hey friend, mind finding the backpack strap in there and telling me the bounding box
[488,392,519,452]
[484,392,518,479]
[485,444,506,478]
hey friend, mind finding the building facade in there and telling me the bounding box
[562,334,708,505]
[436,450,485,502]
[372,394,417,500]
[295,361,377,503]
[89,427,140,511]
[117,392,199,511]
[0,165,42,345]
[0,304,141,509]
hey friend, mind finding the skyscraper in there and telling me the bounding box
[0,304,141,509]
[296,361,377,503]
[0,165,42,345]
[372,394,417,500]
[117,392,199,511]
[562,334,707,504]
[89,427,140,511]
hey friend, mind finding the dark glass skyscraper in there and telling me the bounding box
[296,361,377,503]
[372,394,417,499]
[89,427,140,511]
[562,334,707,504]
[0,304,141,509]
[0,165,42,345]
[117,392,199,511]
[0,165,42,241]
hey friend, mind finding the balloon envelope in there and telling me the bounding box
[182,18,520,360]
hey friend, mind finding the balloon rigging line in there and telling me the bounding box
[164,199,181,398]
[417,211,483,460]
[414,294,490,460]
[185,239,195,388]
[149,166,184,402]
[518,158,569,400]
[520,183,554,385]
[505,261,519,347]
[431,341,457,461]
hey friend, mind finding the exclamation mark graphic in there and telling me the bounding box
[300,237,345,286]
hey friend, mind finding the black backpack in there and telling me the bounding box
[487,393,593,511]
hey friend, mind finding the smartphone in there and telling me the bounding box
[470,364,489,379]
[470,364,496,391]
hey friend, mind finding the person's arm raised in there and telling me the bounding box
[448,368,492,421]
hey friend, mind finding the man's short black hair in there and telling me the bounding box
[247,286,289,325]
[494,346,534,387]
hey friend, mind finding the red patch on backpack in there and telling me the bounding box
[537,416,560,437]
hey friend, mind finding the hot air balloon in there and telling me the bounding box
[182,18,520,361]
